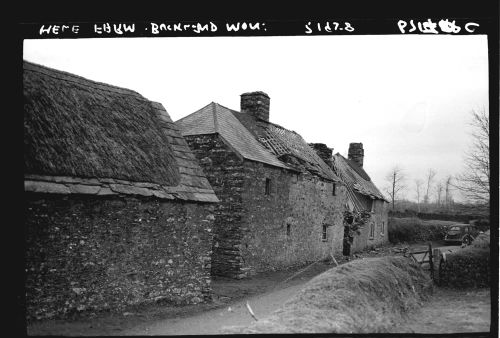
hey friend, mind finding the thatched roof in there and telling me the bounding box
[24,61,218,202]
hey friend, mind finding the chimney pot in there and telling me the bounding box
[240,91,270,121]
[348,142,364,167]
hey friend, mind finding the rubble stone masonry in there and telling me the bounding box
[185,134,347,278]
[240,162,346,276]
[184,134,246,278]
[351,198,389,253]
[25,194,215,320]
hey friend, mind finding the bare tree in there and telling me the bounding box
[454,108,490,204]
[414,179,423,212]
[424,168,436,204]
[385,166,406,210]
[444,175,453,208]
[436,182,443,206]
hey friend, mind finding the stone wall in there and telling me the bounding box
[25,194,214,320]
[240,162,346,275]
[183,134,246,278]
[351,199,389,253]
[184,134,347,278]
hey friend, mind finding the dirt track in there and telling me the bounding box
[122,284,491,335]
[123,282,306,335]
[390,287,491,333]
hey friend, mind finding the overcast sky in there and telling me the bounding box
[23,35,489,202]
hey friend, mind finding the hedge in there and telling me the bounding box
[388,217,449,243]
[438,232,490,288]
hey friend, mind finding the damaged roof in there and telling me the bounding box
[23,60,218,202]
[332,153,388,207]
[176,102,291,170]
[233,112,340,181]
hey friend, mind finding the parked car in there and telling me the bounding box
[444,224,476,245]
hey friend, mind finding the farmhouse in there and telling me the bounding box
[331,144,389,253]
[176,91,347,279]
[24,61,218,320]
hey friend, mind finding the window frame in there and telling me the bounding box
[265,178,271,195]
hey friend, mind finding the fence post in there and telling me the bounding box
[428,243,434,280]
[433,248,441,284]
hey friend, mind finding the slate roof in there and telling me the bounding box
[23,60,218,203]
[332,153,388,210]
[176,102,291,170]
[177,101,342,181]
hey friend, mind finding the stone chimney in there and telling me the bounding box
[309,143,333,167]
[240,91,270,121]
[348,143,364,167]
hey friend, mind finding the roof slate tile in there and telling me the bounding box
[176,103,290,170]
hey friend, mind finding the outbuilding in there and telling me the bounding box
[24,61,218,319]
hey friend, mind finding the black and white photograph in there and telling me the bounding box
[17,5,497,336]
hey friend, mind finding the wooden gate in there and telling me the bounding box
[403,243,435,280]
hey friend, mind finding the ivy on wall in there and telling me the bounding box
[343,210,372,244]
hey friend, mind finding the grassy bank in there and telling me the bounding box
[224,256,433,334]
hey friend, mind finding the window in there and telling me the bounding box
[322,224,328,241]
[369,223,375,239]
[370,200,375,212]
[286,223,291,236]
[265,178,271,195]
[381,221,385,235]
[332,182,336,196]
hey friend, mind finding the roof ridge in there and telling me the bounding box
[258,119,297,133]
[215,102,240,114]
[23,60,147,100]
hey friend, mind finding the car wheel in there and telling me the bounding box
[462,236,471,245]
